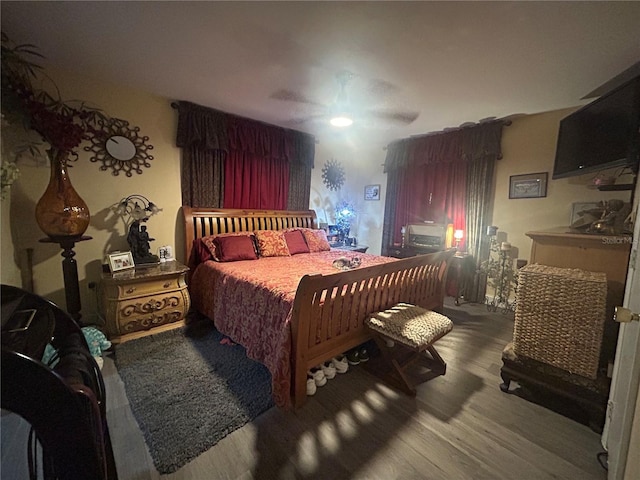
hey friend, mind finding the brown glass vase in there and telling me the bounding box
[35,149,90,238]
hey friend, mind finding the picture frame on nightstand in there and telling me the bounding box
[108,251,135,272]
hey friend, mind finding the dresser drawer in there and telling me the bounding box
[110,289,190,336]
[116,276,183,299]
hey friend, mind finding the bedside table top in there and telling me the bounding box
[102,260,188,283]
[331,244,369,252]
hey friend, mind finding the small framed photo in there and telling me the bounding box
[364,184,381,201]
[509,172,548,199]
[108,251,135,272]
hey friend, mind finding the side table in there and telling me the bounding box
[446,253,476,305]
[100,261,190,343]
[386,244,441,258]
[331,244,369,254]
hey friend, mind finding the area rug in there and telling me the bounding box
[114,316,274,474]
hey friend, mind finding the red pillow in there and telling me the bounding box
[213,235,258,262]
[300,228,331,252]
[201,233,256,261]
[284,230,310,255]
[193,238,213,263]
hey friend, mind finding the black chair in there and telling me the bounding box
[1,284,118,480]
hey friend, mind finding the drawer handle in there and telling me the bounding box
[126,287,136,294]
[163,282,171,288]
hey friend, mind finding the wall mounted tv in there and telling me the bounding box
[552,76,640,180]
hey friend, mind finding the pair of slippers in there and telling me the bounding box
[306,355,350,396]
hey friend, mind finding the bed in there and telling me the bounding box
[182,206,455,408]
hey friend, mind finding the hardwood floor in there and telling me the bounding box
[2,299,608,479]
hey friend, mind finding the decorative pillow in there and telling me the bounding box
[201,232,256,261]
[213,235,258,262]
[300,228,331,252]
[193,238,214,263]
[284,230,310,255]
[254,230,290,257]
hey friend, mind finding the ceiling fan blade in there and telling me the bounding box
[270,89,325,107]
[285,113,327,126]
[368,109,420,125]
[366,78,401,97]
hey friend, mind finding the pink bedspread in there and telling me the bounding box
[189,250,396,407]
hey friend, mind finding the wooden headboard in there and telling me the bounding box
[181,206,318,261]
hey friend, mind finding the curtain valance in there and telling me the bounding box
[175,101,228,151]
[175,100,314,167]
[384,121,505,172]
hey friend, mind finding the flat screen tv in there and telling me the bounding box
[552,76,640,179]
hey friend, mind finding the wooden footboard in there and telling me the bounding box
[290,248,456,408]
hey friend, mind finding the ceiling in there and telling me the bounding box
[2,1,639,148]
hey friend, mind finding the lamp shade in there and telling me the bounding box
[454,229,464,240]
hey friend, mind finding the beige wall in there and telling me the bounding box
[492,109,632,263]
[310,137,387,255]
[1,67,183,324]
[2,64,633,323]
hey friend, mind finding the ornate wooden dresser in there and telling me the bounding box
[100,261,190,343]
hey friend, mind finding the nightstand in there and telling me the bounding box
[331,244,369,254]
[446,253,476,305]
[387,244,440,258]
[100,261,190,343]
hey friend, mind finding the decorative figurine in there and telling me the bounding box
[127,221,159,265]
[116,194,162,265]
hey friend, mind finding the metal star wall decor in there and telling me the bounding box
[321,158,345,191]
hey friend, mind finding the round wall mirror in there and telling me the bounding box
[105,135,137,161]
[85,118,154,176]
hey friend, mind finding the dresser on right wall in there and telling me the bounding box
[525,228,632,370]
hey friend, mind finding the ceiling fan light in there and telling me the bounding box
[330,115,353,127]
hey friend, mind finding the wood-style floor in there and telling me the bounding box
[2,299,608,479]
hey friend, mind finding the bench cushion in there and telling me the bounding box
[366,303,453,348]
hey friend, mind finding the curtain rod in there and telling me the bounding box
[170,101,318,143]
[382,117,512,150]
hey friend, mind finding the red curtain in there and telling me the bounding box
[393,162,467,245]
[175,101,314,210]
[223,117,290,209]
[224,151,289,209]
[389,130,468,247]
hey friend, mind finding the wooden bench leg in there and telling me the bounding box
[368,332,451,397]
[370,333,417,396]
[426,345,447,374]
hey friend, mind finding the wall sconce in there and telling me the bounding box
[115,194,162,265]
[454,229,464,250]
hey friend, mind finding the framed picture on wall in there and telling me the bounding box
[509,172,548,199]
[364,184,381,201]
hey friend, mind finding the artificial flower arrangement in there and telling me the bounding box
[1,32,113,160]
[334,200,356,242]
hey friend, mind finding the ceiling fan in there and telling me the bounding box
[270,70,420,128]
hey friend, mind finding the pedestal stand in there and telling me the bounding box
[482,235,516,314]
[39,235,92,322]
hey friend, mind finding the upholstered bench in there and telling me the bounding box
[365,302,453,395]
